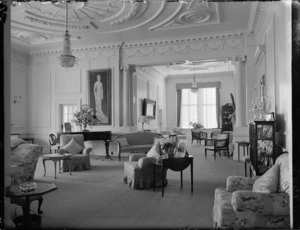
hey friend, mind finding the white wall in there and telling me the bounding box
[135,68,166,131]
[166,71,235,129]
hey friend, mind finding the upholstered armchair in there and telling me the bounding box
[123,141,176,189]
[212,153,290,229]
[123,153,168,189]
[10,138,44,215]
[58,134,92,171]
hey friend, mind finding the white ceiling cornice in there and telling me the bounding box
[166,70,234,81]
[123,29,247,48]
[28,41,123,56]
[135,66,165,80]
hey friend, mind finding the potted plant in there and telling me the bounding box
[72,105,97,131]
[189,121,204,129]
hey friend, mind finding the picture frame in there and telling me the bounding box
[88,69,112,125]
[175,139,189,157]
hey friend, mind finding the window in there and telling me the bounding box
[62,104,77,124]
[180,88,218,129]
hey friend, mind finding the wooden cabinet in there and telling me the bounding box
[221,105,234,132]
[249,121,275,176]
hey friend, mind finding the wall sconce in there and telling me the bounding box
[13,95,22,104]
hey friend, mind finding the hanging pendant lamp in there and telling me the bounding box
[191,66,198,93]
[59,0,76,68]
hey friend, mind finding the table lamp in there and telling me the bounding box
[138,115,148,131]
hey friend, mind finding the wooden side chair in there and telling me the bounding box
[49,133,60,154]
[191,130,201,144]
[204,133,230,160]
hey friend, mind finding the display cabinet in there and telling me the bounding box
[221,104,234,132]
[249,121,275,176]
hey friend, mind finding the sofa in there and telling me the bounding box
[212,153,290,229]
[116,132,163,161]
[10,137,43,184]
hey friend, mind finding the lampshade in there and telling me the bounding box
[138,115,148,123]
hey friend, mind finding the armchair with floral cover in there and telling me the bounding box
[212,153,290,229]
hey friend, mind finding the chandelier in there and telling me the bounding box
[59,0,77,68]
[191,67,198,93]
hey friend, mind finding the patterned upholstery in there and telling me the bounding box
[59,134,92,171]
[10,143,43,184]
[123,153,167,189]
[212,153,290,229]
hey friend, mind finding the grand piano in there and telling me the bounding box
[56,131,112,159]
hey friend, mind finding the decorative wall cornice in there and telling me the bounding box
[247,2,262,35]
[122,31,246,58]
[255,3,272,43]
[28,42,123,56]
[166,71,234,82]
[135,65,165,81]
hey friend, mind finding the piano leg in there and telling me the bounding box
[102,140,112,160]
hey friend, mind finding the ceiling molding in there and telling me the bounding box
[166,70,234,81]
[123,30,246,48]
[28,41,123,56]
[135,65,165,81]
[122,32,246,58]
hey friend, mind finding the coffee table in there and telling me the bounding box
[42,153,72,179]
[5,182,57,229]
[153,154,193,197]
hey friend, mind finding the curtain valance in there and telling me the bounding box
[175,81,221,90]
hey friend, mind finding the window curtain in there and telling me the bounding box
[177,90,182,127]
[216,88,220,128]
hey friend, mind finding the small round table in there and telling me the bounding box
[42,154,72,179]
[236,141,250,162]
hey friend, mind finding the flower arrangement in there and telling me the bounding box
[72,105,97,130]
[160,141,174,156]
[189,121,204,129]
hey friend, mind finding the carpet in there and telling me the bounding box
[20,143,244,229]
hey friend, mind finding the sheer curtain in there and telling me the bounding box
[197,88,218,128]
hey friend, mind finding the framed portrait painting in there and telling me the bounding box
[88,69,112,125]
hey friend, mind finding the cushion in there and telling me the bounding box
[276,153,289,193]
[11,138,26,148]
[118,137,129,146]
[146,142,161,158]
[62,138,83,154]
[252,164,279,193]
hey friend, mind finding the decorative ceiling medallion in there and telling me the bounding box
[111,2,142,26]
[178,11,211,24]
[12,30,57,44]
[23,0,122,22]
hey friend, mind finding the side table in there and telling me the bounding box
[42,154,72,179]
[236,141,249,162]
[153,155,193,197]
[5,182,57,229]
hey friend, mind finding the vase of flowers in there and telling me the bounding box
[160,141,174,156]
[72,105,97,132]
[189,121,204,129]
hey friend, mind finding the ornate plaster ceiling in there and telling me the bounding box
[11,0,254,50]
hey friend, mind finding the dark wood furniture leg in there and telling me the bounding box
[161,162,164,197]
[191,159,193,193]
[153,163,156,191]
[180,170,183,189]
